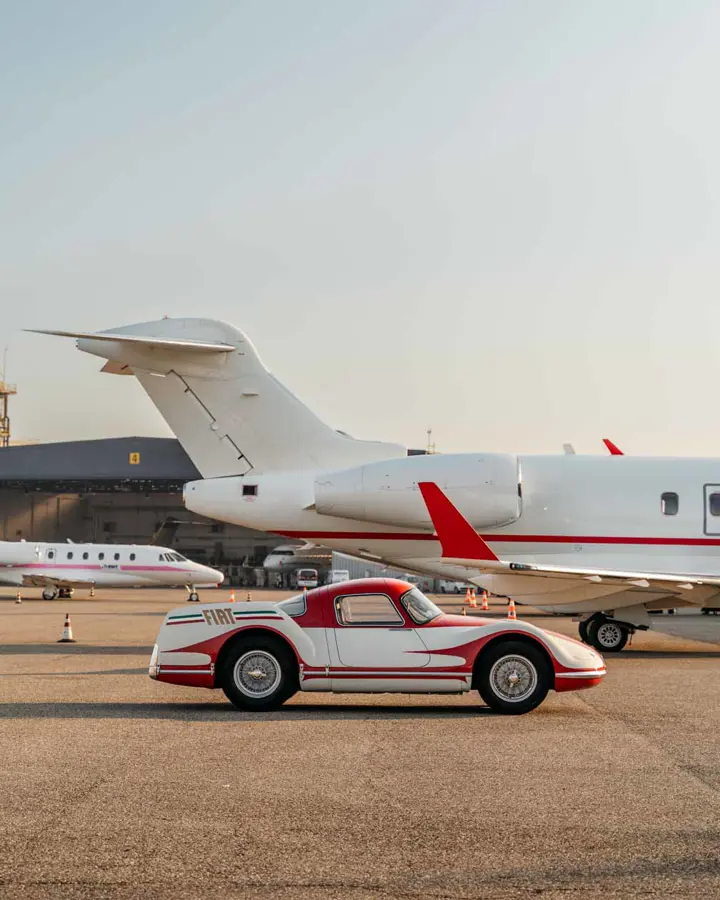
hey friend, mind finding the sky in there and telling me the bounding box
[3,0,720,456]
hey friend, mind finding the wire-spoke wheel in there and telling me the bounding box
[477,640,551,714]
[233,650,282,699]
[220,635,298,711]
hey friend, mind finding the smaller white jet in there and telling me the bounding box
[0,541,224,601]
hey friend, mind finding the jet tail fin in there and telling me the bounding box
[32,318,406,477]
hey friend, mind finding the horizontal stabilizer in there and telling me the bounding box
[26,329,234,353]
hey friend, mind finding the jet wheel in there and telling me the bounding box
[42,587,59,601]
[587,616,629,653]
[188,591,200,603]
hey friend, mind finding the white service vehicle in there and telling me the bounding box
[0,540,224,601]
[35,317,720,651]
[295,568,319,589]
[437,580,468,594]
[329,569,351,584]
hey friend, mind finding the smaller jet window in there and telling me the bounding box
[48,551,54,560]
[710,493,720,517]
[661,492,679,516]
[114,553,120,561]
[98,552,104,560]
[82,552,89,560]
[243,484,258,497]
[129,553,136,561]
[67,552,73,560]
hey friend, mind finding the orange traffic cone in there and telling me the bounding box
[480,591,489,612]
[229,589,236,603]
[461,607,467,616]
[507,598,517,621]
[15,591,21,605]
[246,591,252,602]
[57,613,76,643]
[464,587,472,605]
[469,588,477,608]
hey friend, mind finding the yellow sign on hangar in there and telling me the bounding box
[129,452,141,465]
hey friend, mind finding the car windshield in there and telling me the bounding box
[400,588,442,625]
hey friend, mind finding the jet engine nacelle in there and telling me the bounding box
[314,453,521,529]
[0,542,39,565]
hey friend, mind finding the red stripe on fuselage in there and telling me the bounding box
[276,531,720,547]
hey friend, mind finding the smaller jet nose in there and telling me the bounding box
[205,565,225,586]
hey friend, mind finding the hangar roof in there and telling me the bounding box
[0,437,201,492]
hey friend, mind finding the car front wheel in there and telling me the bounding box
[220,635,298,711]
[477,641,551,715]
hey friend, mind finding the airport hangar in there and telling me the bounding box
[0,436,286,585]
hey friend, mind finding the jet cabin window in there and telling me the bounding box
[67,552,73,560]
[48,551,54,560]
[336,594,404,626]
[243,484,258,497]
[661,492,679,516]
[709,493,720,517]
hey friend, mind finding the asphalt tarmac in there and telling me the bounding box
[1,589,719,900]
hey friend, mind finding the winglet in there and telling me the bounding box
[602,438,624,456]
[418,482,499,561]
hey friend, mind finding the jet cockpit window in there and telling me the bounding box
[709,493,720,517]
[400,588,442,625]
[661,492,679,516]
[172,553,185,561]
[277,594,307,618]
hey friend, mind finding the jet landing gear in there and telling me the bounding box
[187,586,200,603]
[579,613,632,653]
[41,586,62,601]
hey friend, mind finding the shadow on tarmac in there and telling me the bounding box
[0,700,495,721]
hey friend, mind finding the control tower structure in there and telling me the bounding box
[0,380,16,448]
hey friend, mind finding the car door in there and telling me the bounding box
[331,592,431,672]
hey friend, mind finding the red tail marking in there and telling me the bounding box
[602,438,624,456]
[418,482,499,561]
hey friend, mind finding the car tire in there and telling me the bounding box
[220,635,298,712]
[476,640,551,715]
[588,617,628,653]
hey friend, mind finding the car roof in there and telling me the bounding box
[322,577,413,597]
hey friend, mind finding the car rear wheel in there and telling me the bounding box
[477,641,551,715]
[220,635,298,711]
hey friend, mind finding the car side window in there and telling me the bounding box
[336,594,404,626]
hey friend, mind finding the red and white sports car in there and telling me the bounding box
[149,578,605,715]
